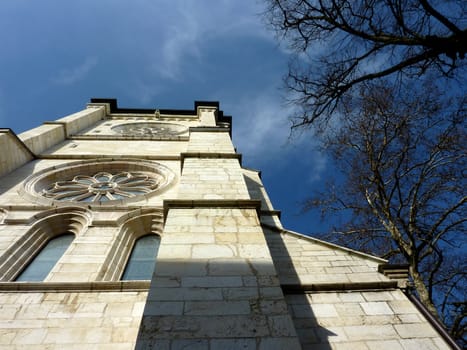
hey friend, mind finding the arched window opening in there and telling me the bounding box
[121,235,160,280]
[15,233,74,282]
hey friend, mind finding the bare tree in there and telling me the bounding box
[265,0,466,126]
[304,80,466,345]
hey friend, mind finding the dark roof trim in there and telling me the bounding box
[89,98,231,133]
[405,292,461,349]
[90,98,219,116]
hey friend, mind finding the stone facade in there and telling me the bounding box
[0,100,452,349]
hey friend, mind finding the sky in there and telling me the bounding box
[0,0,332,235]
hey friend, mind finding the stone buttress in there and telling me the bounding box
[135,107,301,349]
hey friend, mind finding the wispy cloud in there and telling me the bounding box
[145,1,274,81]
[51,57,98,86]
[230,90,327,182]
[126,79,164,105]
[232,93,292,159]
[152,6,201,80]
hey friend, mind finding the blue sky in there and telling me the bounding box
[0,0,331,234]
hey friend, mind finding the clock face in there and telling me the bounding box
[111,122,187,136]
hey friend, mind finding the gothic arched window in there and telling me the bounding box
[121,235,160,280]
[15,233,74,282]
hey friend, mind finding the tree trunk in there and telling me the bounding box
[410,266,440,320]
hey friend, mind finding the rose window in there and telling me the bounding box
[111,122,187,136]
[21,159,176,205]
[42,172,161,202]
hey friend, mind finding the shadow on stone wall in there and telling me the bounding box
[263,230,335,349]
[0,160,37,197]
[245,173,334,349]
[132,174,335,349]
[134,258,303,349]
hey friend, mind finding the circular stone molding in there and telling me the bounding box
[0,209,5,224]
[111,122,187,136]
[22,159,176,205]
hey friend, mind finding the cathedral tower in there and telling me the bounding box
[0,100,453,349]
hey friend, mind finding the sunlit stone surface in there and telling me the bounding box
[0,101,450,349]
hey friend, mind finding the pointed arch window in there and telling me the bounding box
[121,235,160,280]
[15,233,74,282]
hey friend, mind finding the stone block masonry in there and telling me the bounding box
[0,100,455,349]
[0,291,147,348]
[135,207,301,349]
[285,289,450,349]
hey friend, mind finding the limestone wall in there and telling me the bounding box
[43,139,188,158]
[243,169,276,212]
[0,290,147,349]
[286,290,449,349]
[187,130,235,153]
[0,131,34,178]
[19,124,65,156]
[136,110,302,347]
[136,207,301,349]
[178,158,250,199]
[54,106,105,136]
[264,228,388,286]
[0,159,180,208]
[262,229,450,349]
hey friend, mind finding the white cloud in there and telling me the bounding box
[144,0,275,81]
[231,93,292,159]
[51,57,98,86]
[126,79,164,105]
[151,3,201,80]
[121,1,280,104]
[229,90,327,182]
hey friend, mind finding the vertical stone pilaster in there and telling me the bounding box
[136,206,300,349]
[136,127,301,348]
[198,107,218,127]
[178,156,249,200]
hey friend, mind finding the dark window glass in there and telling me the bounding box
[16,233,74,281]
[122,235,160,280]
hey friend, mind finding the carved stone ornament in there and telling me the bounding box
[21,159,176,205]
[111,122,187,136]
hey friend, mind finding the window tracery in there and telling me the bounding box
[111,122,187,136]
[42,171,161,202]
[21,159,176,205]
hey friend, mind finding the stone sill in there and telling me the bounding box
[38,154,181,160]
[68,135,189,141]
[0,281,150,292]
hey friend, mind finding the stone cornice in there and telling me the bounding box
[262,223,388,264]
[37,154,181,161]
[281,281,398,294]
[0,128,36,159]
[0,281,150,292]
[180,152,242,168]
[163,199,262,220]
